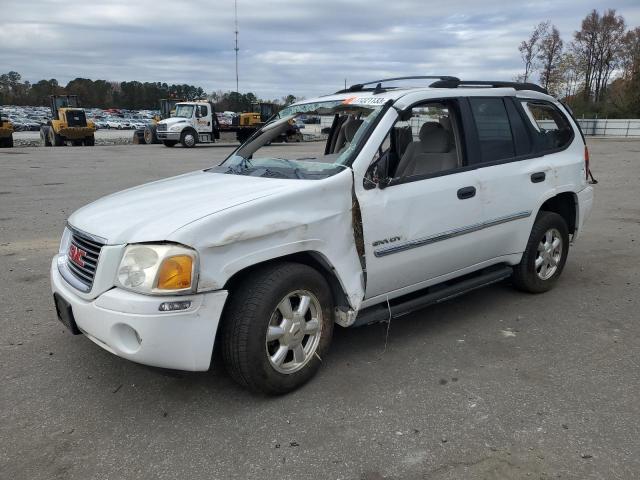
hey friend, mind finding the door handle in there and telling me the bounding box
[457,186,476,200]
[531,172,546,183]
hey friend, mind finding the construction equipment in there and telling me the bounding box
[0,106,14,148]
[40,95,96,147]
[133,98,183,145]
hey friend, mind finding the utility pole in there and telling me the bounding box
[234,0,239,101]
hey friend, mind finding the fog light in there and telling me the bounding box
[159,301,192,312]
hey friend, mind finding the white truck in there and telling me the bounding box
[51,76,594,394]
[155,101,222,147]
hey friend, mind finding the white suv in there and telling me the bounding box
[51,76,594,394]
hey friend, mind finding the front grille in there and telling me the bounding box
[66,230,104,290]
[157,123,167,131]
[66,110,87,127]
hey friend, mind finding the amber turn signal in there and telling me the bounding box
[156,255,193,290]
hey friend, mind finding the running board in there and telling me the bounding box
[351,266,513,328]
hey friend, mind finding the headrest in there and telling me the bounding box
[421,128,450,153]
[344,119,363,142]
[418,122,442,142]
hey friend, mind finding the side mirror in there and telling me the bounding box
[363,162,390,190]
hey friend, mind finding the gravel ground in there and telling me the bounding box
[0,139,639,479]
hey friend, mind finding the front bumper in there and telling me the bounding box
[51,256,228,371]
[156,131,180,141]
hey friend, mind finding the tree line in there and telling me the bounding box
[518,9,639,117]
[0,72,300,112]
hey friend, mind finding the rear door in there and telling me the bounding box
[466,96,570,259]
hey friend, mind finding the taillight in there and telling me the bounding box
[584,145,590,180]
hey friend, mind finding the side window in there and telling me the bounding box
[505,99,533,156]
[196,105,208,118]
[469,98,515,163]
[520,101,573,151]
[391,101,463,179]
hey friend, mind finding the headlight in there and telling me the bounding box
[57,227,72,268]
[59,227,72,255]
[116,244,197,295]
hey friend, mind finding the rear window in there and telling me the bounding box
[520,101,574,152]
[469,98,515,163]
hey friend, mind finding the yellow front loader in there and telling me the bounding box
[40,95,96,147]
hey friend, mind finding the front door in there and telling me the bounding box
[355,99,487,303]
[194,104,212,134]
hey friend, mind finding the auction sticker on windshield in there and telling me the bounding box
[342,97,388,106]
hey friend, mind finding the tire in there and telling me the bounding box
[84,135,95,146]
[163,140,177,147]
[40,127,52,147]
[236,130,251,144]
[180,130,197,148]
[221,262,334,395]
[512,211,569,293]
[49,127,64,147]
[143,125,158,144]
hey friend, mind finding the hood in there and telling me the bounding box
[68,170,293,244]
[159,117,191,127]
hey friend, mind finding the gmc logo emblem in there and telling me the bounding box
[68,244,86,267]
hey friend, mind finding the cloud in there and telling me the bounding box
[1,0,639,99]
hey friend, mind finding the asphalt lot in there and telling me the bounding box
[1,139,639,479]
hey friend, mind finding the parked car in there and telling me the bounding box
[51,76,594,394]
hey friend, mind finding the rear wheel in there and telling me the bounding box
[221,262,334,395]
[512,211,569,293]
[84,135,95,146]
[236,130,252,144]
[163,140,177,147]
[180,130,197,148]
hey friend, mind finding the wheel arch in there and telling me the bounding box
[537,191,578,235]
[221,251,352,312]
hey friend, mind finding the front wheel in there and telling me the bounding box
[84,135,95,146]
[221,262,334,395]
[49,128,64,146]
[180,130,197,148]
[512,211,569,293]
[40,127,52,146]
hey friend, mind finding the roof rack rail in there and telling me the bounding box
[335,76,460,94]
[430,79,548,95]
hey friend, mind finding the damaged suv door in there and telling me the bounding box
[356,99,486,304]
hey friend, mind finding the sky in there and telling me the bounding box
[1,0,639,99]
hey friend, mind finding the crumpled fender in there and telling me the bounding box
[170,168,366,310]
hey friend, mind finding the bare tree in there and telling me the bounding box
[537,26,564,93]
[621,27,640,80]
[573,9,626,102]
[518,22,549,82]
[556,52,581,100]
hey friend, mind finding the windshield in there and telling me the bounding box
[174,105,194,118]
[209,98,387,180]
